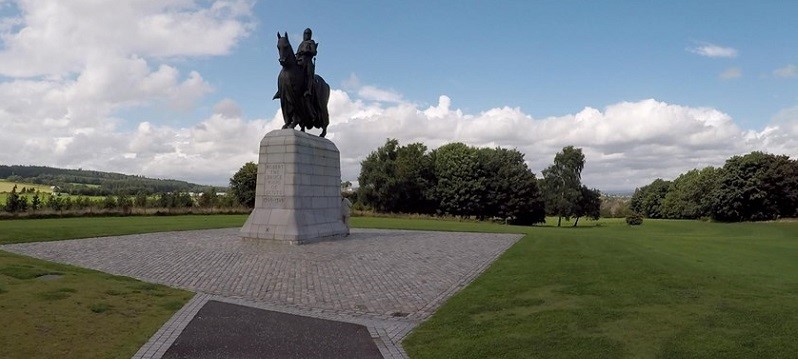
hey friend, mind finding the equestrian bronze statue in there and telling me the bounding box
[274,29,330,137]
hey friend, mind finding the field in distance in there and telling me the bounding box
[0,179,53,193]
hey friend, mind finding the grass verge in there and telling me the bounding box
[0,250,193,358]
[366,217,798,358]
[0,214,247,358]
[0,214,248,244]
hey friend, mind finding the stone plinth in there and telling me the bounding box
[240,129,347,244]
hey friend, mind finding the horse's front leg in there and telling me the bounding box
[287,115,301,130]
[280,100,293,129]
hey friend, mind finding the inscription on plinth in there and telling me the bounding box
[263,164,285,208]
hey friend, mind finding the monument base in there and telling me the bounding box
[240,129,347,245]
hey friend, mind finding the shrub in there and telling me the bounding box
[626,213,643,225]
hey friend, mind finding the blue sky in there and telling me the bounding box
[0,1,796,191]
[194,1,798,129]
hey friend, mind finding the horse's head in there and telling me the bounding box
[276,32,295,67]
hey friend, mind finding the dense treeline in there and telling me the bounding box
[631,152,798,222]
[2,184,245,217]
[358,139,546,224]
[1,165,214,195]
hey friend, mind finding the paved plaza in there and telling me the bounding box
[2,228,521,358]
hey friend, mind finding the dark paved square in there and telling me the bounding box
[163,300,382,359]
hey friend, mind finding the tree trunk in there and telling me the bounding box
[573,217,580,227]
[557,216,562,227]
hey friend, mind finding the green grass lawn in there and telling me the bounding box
[381,217,798,358]
[0,215,248,245]
[0,251,193,358]
[0,214,247,358]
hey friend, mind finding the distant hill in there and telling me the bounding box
[0,165,221,196]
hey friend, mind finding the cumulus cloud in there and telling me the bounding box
[0,0,254,77]
[327,95,782,192]
[773,64,797,78]
[688,42,738,58]
[342,73,403,103]
[0,0,255,182]
[720,67,742,80]
[358,86,404,103]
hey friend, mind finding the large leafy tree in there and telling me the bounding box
[358,139,435,213]
[572,186,601,226]
[431,142,484,217]
[230,162,258,208]
[630,179,671,218]
[542,146,585,226]
[477,147,545,224]
[660,167,720,219]
[711,152,798,221]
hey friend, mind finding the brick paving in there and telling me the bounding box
[2,228,521,358]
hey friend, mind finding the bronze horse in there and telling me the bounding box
[274,32,330,137]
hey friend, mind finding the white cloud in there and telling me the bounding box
[324,94,796,192]
[342,73,404,103]
[0,0,254,77]
[0,0,254,183]
[688,42,738,58]
[720,67,742,80]
[357,86,404,103]
[773,64,797,78]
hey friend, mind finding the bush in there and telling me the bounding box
[626,213,643,225]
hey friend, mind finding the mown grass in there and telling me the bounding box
[0,214,247,358]
[0,214,248,244]
[0,251,196,358]
[381,217,798,358]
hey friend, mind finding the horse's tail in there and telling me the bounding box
[314,75,330,129]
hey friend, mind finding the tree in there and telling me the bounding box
[198,187,219,208]
[117,194,133,213]
[4,185,21,212]
[102,195,117,209]
[134,191,149,208]
[431,142,484,217]
[572,186,601,226]
[31,191,42,211]
[358,139,435,213]
[157,192,175,208]
[710,152,798,221]
[175,192,194,208]
[17,195,29,212]
[630,179,671,218]
[62,196,73,211]
[542,146,585,226]
[660,167,720,219]
[230,162,258,208]
[477,147,545,224]
[74,196,92,210]
[47,194,64,211]
[395,142,435,213]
